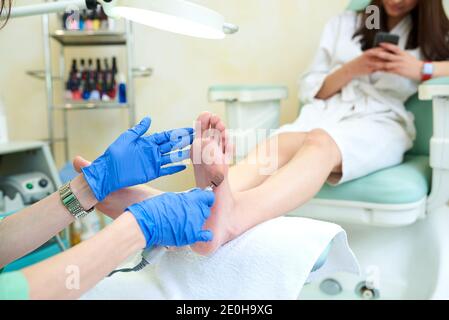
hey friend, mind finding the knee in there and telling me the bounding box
[304,129,335,150]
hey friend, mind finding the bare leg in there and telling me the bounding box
[228,132,308,192]
[234,129,342,234]
[191,114,343,255]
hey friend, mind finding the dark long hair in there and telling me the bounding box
[353,0,449,61]
[0,0,11,29]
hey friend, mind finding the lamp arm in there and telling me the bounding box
[97,0,118,19]
[4,0,239,38]
[8,0,97,19]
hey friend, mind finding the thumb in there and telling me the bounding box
[198,230,213,243]
[73,156,92,173]
[127,117,152,139]
[195,190,215,208]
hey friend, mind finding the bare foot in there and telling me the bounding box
[190,113,240,256]
[191,112,228,188]
[73,156,160,219]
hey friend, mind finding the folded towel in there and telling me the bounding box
[82,217,359,300]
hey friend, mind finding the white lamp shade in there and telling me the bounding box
[101,0,226,39]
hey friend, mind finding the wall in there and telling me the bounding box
[0,0,347,191]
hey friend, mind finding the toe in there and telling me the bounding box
[210,115,227,134]
[210,114,220,127]
[221,129,229,153]
[209,115,228,152]
[196,112,213,138]
[216,121,226,132]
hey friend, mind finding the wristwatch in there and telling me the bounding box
[59,182,94,219]
[421,62,434,82]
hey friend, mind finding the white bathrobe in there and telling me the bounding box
[276,11,421,184]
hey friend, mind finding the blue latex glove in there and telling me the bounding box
[83,117,194,201]
[127,189,215,248]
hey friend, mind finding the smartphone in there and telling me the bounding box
[373,32,400,47]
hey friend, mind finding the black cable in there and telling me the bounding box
[107,258,149,277]
[107,247,168,277]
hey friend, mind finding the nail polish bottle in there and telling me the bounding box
[82,71,91,101]
[76,59,84,101]
[103,58,112,100]
[70,59,77,75]
[88,58,95,81]
[118,74,127,104]
[108,13,116,31]
[90,90,100,101]
[68,59,79,101]
[67,14,79,30]
[101,92,111,102]
[95,59,103,98]
[112,57,118,76]
[79,59,85,80]
[100,7,109,30]
[79,10,87,31]
[108,57,118,100]
[81,59,92,101]
[62,12,69,30]
[85,10,94,31]
[93,6,101,31]
[72,87,82,101]
[88,59,100,101]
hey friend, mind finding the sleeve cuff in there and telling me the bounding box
[298,72,329,104]
[0,271,30,300]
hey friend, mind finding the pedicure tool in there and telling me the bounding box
[108,174,225,277]
[205,173,225,192]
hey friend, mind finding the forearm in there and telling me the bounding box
[315,64,354,100]
[433,61,449,78]
[0,175,97,268]
[22,212,145,300]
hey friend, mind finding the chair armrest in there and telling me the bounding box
[423,79,449,211]
[419,77,449,100]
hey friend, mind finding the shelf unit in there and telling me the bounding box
[51,30,128,46]
[30,13,152,163]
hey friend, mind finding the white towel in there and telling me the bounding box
[82,217,359,300]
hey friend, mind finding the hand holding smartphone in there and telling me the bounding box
[373,32,400,48]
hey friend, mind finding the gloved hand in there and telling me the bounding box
[127,189,215,248]
[82,117,193,201]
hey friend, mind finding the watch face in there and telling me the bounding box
[423,63,434,75]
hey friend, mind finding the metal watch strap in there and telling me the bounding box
[59,182,94,219]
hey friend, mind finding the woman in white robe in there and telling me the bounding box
[276,10,419,184]
[187,0,449,255]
